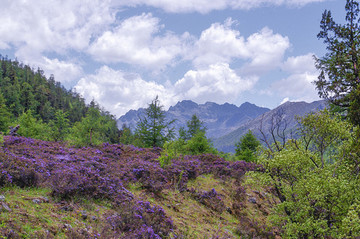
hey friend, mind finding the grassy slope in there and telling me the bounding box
[0,136,277,238]
[0,179,275,238]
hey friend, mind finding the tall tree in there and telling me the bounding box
[68,107,104,147]
[136,96,175,147]
[235,130,260,162]
[315,0,360,125]
[179,114,206,141]
[0,92,11,133]
[49,110,70,142]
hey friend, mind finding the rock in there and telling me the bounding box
[79,210,88,220]
[32,199,41,204]
[9,125,20,136]
[40,196,49,203]
[248,197,257,204]
[226,207,232,214]
[1,202,11,212]
[0,195,5,201]
[63,224,72,230]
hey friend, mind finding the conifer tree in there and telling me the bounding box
[235,130,260,162]
[136,96,175,147]
[0,92,11,133]
[315,0,360,125]
[179,114,206,141]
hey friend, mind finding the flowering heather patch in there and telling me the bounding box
[188,188,226,213]
[0,136,262,237]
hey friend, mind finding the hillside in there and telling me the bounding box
[0,136,275,238]
[0,56,120,145]
[214,100,328,153]
[117,100,270,138]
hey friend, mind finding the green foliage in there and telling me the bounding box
[67,107,105,147]
[158,131,218,168]
[48,110,70,142]
[0,92,11,133]
[297,109,352,166]
[135,96,175,148]
[16,110,50,140]
[247,110,360,238]
[179,114,206,141]
[235,130,260,162]
[185,131,217,155]
[119,124,135,145]
[315,0,360,125]
[0,133,3,147]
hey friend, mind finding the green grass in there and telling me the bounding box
[0,186,117,238]
[0,174,277,238]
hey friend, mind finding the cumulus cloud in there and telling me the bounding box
[74,66,171,117]
[174,63,257,103]
[116,0,327,13]
[190,19,248,66]
[36,57,84,84]
[282,53,316,73]
[89,13,190,69]
[270,54,320,103]
[243,27,290,73]
[74,63,257,116]
[0,0,114,63]
[191,20,290,75]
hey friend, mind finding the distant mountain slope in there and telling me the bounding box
[117,100,270,138]
[213,100,328,153]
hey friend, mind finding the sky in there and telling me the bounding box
[0,0,345,118]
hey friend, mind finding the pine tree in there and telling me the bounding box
[179,114,206,141]
[136,96,175,147]
[235,130,260,162]
[315,0,360,125]
[0,92,11,133]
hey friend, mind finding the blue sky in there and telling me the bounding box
[0,0,344,118]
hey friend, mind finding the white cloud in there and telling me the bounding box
[0,0,114,62]
[280,97,290,104]
[190,19,248,66]
[37,57,84,84]
[74,63,257,116]
[270,54,320,103]
[271,72,320,103]
[282,53,316,73]
[191,21,290,75]
[74,66,171,117]
[115,0,327,13]
[243,27,290,74]
[174,62,257,103]
[89,13,190,70]
[229,0,326,10]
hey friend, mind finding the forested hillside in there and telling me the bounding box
[0,55,87,123]
[0,55,120,145]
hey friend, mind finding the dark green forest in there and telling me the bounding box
[0,55,120,145]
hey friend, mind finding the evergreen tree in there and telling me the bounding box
[0,92,11,133]
[119,124,136,145]
[179,114,206,141]
[49,110,70,142]
[235,130,260,162]
[135,96,175,147]
[68,107,104,147]
[16,110,50,140]
[185,131,217,155]
[315,0,360,125]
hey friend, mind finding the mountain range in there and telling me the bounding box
[117,100,270,138]
[117,100,327,153]
[213,100,327,153]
